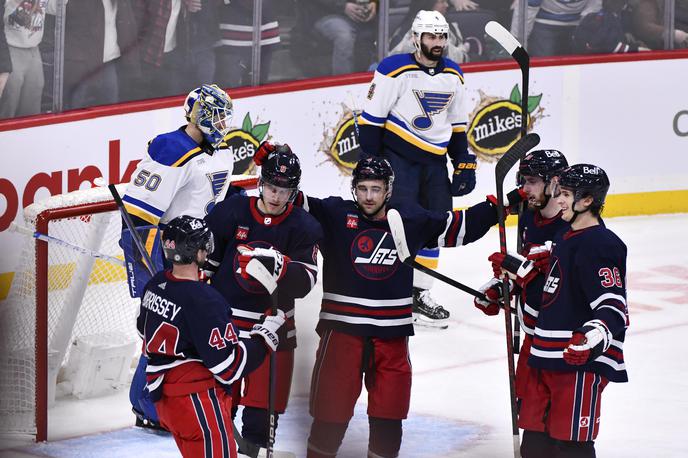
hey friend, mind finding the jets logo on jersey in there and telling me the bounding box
[411,90,454,130]
[541,257,561,308]
[205,171,230,214]
[351,229,399,280]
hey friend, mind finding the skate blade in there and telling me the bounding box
[413,314,449,329]
[237,449,296,458]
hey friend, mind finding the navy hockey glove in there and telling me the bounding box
[250,310,286,352]
[474,278,514,316]
[563,320,612,365]
[488,251,539,288]
[450,154,477,196]
[486,188,527,216]
[253,141,276,166]
[237,245,290,283]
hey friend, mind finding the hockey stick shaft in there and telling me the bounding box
[10,222,125,267]
[108,184,158,276]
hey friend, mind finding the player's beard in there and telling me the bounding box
[421,42,444,62]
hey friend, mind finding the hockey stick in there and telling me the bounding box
[108,184,157,276]
[9,222,125,267]
[387,209,487,301]
[495,132,540,458]
[244,259,279,458]
[485,20,531,354]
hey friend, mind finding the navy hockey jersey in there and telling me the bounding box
[204,195,322,350]
[137,270,266,401]
[529,222,629,382]
[303,196,499,338]
[516,209,568,336]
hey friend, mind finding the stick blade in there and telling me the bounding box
[484,21,521,54]
[495,133,540,183]
[386,209,412,262]
[245,259,278,294]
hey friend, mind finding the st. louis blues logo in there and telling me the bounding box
[412,90,454,130]
[205,171,230,214]
[351,229,399,280]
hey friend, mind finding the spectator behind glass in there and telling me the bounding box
[63,0,141,110]
[572,0,645,53]
[178,0,219,92]
[133,0,185,99]
[294,0,378,76]
[631,0,688,49]
[0,0,53,118]
[511,0,602,57]
[215,0,279,88]
[0,0,12,99]
[389,0,470,63]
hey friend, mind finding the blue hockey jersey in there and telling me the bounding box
[204,195,322,350]
[137,270,266,401]
[529,222,629,382]
[303,197,499,338]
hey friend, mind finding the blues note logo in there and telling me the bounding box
[412,90,453,130]
[205,171,229,214]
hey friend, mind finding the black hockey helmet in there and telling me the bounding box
[260,144,301,190]
[162,215,214,264]
[557,163,610,211]
[352,156,395,190]
[518,149,568,185]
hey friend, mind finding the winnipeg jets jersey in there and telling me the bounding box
[137,270,266,401]
[517,209,568,336]
[204,195,322,350]
[123,127,234,226]
[529,222,629,382]
[359,53,468,165]
[303,197,498,338]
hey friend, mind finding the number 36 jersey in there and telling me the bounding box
[123,127,234,226]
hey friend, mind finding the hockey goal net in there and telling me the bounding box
[0,178,257,441]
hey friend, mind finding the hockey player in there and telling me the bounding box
[204,146,322,452]
[124,83,235,429]
[137,215,285,458]
[301,156,519,458]
[358,10,477,328]
[491,164,628,457]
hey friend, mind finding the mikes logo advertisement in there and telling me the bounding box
[222,113,271,175]
[319,105,362,175]
[467,85,543,161]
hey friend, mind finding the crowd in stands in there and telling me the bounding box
[0,0,685,119]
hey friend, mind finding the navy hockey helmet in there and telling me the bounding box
[557,164,610,212]
[352,157,395,189]
[162,215,214,264]
[259,145,301,202]
[518,149,568,185]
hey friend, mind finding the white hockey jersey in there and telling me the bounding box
[359,53,468,164]
[123,127,234,226]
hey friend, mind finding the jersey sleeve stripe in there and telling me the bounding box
[122,195,165,217]
[171,147,203,168]
[322,292,412,307]
[452,123,467,133]
[361,111,387,125]
[384,119,447,155]
[590,292,626,309]
[385,64,420,77]
[442,67,465,83]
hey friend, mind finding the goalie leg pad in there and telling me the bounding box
[120,225,164,298]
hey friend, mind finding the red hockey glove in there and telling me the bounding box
[486,188,528,216]
[249,310,286,352]
[525,242,552,274]
[474,277,514,316]
[237,245,290,283]
[253,141,276,166]
[488,251,538,288]
[563,320,612,365]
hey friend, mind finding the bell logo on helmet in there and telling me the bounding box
[583,166,601,175]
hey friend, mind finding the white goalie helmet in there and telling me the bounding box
[412,10,450,38]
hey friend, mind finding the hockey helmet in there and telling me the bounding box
[412,10,450,37]
[557,164,610,211]
[186,84,233,149]
[518,149,569,185]
[351,156,395,200]
[260,145,301,200]
[162,215,214,264]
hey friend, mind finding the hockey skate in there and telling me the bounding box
[412,288,450,329]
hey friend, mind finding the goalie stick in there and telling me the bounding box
[10,222,125,267]
[495,132,540,458]
[485,20,532,354]
[386,209,487,302]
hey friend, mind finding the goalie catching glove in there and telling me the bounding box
[249,310,286,352]
[563,319,612,365]
[474,277,515,316]
[237,244,290,283]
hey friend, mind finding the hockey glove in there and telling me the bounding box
[253,141,275,166]
[525,242,552,275]
[237,245,290,283]
[474,277,514,316]
[450,154,477,196]
[249,310,286,352]
[563,320,612,365]
[488,251,538,288]
[486,188,528,216]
